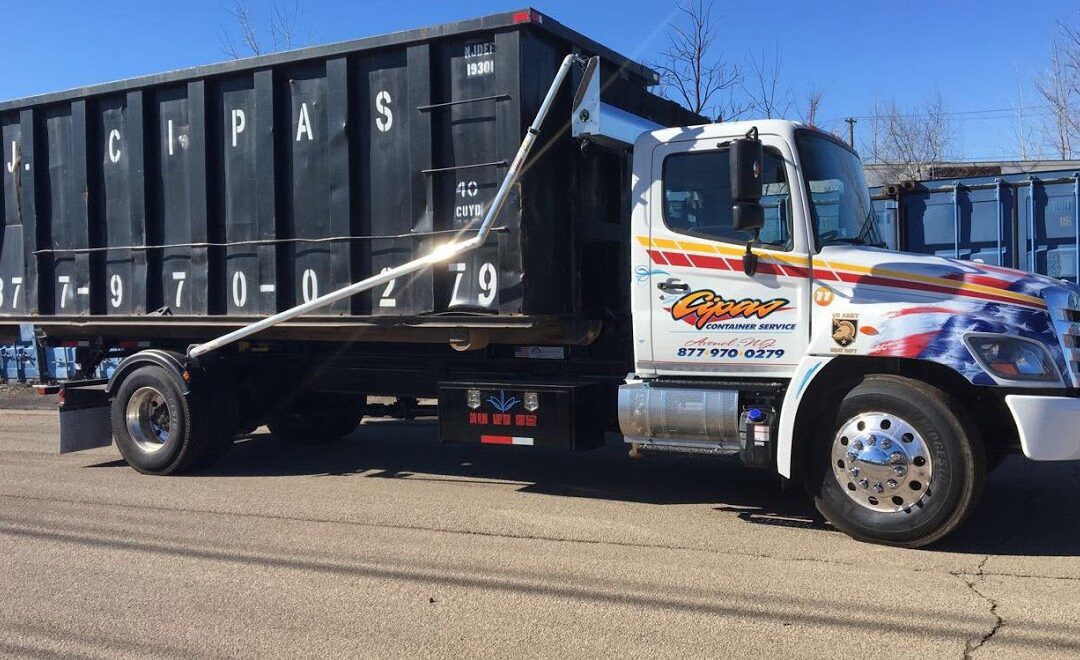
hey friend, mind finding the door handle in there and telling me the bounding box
[657,278,690,293]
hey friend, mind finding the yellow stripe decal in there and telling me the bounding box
[812,257,1045,307]
[637,235,1044,308]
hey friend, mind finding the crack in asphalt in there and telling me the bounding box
[961,555,1005,660]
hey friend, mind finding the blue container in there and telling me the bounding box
[0,321,123,383]
[872,170,1080,283]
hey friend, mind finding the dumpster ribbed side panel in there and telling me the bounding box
[150,84,210,314]
[279,60,351,314]
[211,71,277,316]
[431,31,519,314]
[93,92,149,315]
[40,103,92,316]
[0,117,28,314]
[360,44,434,316]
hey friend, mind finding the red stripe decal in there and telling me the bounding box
[648,246,1040,309]
[685,253,731,271]
[647,250,670,266]
[833,271,1041,308]
[940,272,1014,290]
[481,435,513,445]
[663,251,693,267]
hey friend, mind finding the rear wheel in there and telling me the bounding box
[111,365,226,475]
[809,375,985,548]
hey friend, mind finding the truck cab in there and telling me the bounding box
[620,118,1080,546]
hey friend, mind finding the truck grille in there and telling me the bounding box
[1050,297,1080,386]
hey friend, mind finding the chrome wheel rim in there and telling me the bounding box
[831,412,933,513]
[125,387,173,453]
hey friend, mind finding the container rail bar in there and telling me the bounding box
[187,53,584,359]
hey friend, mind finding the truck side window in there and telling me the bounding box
[662,148,792,249]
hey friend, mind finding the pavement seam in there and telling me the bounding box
[959,555,1004,660]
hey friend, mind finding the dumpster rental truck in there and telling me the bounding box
[2,9,1079,547]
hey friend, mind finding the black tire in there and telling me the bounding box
[808,375,985,548]
[267,405,363,443]
[111,365,225,475]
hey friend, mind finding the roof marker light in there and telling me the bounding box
[512,9,539,24]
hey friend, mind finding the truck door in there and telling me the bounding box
[638,135,810,378]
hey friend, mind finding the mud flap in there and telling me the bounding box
[58,386,113,454]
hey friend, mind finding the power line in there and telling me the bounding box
[821,105,1052,124]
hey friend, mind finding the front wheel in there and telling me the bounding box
[809,375,985,548]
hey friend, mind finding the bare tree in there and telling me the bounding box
[864,91,956,182]
[742,48,793,119]
[652,0,744,120]
[1035,23,1080,159]
[800,88,825,128]
[1011,66,1037,160]
[220,0,316,59]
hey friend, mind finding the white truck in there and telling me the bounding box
[5,10,1077,548]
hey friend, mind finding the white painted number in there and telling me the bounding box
[58,276,70,309]
[172,272,186,309]
[449,262,466,305]
[456,180,479,198]
[466,61,494,77]
[232,270,248,308]
[302,268,319,303]
[448,261,497,308]
[11,278,20,309]
[110,274,123,308]
[379,266,397,308]
[478,262,497,307]
[375,91,393,132]
[0,278,5,308]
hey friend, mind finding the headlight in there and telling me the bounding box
[964,334,1060,383]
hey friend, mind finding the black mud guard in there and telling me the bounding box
[106,349,193,398]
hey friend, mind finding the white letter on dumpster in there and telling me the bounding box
[296,103,313,142]
[231,109,246,148]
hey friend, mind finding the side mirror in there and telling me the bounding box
[730,128,764,233]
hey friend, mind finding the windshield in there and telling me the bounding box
[795,130,886,249]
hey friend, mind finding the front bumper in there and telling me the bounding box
[1005,394,1080,461]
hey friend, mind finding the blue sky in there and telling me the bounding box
[2,0,1075,160]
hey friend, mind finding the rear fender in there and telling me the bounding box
[106,350,191,397]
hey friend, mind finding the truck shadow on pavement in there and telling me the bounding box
[152,419,1080,556]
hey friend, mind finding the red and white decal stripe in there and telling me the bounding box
[480,435,534,446]
[640,236,1046,311]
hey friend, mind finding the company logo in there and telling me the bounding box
[671,290,790,330]
[486,390,521,413]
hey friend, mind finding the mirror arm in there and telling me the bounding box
[743,229,760,276]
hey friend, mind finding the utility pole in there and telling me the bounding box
[845,117,857,148]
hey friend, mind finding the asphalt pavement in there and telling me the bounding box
[1,408,1079,658]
